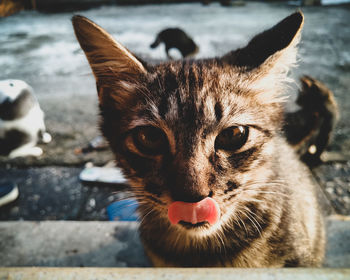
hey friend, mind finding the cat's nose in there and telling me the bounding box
[171,168,212,203]
[169,159,212,203]
[173,191,212,204]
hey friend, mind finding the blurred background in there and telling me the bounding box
[0,0,349,221]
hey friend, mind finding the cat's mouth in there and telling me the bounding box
[178,221,209,229]
[168,197,221,226]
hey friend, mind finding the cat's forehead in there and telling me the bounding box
[148,60,247,106]
[136,60,273,131]
[151,59,239,91]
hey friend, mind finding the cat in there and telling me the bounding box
[72,12,325,267]
[284,75,339,167]
[0,80,51,158]
[150,28,199,59]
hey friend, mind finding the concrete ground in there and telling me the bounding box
[1,267,349,280]
[0,216,349,268]
[0,167,129,221]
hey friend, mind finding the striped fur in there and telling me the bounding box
[73,12,325,267]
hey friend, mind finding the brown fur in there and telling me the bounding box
[72,12,325,267]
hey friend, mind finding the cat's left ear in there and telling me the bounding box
[222,12,304,96]
[72,15,147,106]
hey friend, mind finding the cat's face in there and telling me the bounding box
[100,60,283,234]
[73,13,303,237]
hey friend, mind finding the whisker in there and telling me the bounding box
[235,210,248,236]
[242,182,286,190]
[240,179,286,188]
[240,208,262,237]
[246,190,289,198]
[222,180,288,199]
[139,207,158,225]
[215,232,226,254]
[243,206,262,224]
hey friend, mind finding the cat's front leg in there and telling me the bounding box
[9,143,43,158]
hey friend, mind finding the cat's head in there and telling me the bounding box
[73,13,303,237]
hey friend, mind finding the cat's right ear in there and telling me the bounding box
[222,12,304,100]
[72,15,147,106]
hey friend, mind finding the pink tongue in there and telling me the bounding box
[168,197,220,225]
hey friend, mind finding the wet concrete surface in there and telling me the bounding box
[0,167,128,221]
[313,162,350,216]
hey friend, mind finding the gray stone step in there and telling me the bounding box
[0,216,349,268]
[1,267,350,280]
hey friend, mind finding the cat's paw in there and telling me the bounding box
[9,145,43,158]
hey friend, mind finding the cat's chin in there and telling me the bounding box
[171,218,224,239]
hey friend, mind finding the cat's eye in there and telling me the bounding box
[215,126,249,151]
[132,126,168,156]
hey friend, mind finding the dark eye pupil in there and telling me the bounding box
[139,130,160,146]
[133,126,167,155]
[215,126,248,151]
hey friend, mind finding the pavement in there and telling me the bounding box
[1,267,350,280]
[0,167,129,221]
[0,216,349,268]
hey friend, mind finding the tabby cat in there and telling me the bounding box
[72,12,325,267]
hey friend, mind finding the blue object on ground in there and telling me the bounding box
[107,199,139,221]
[0,182,19,208]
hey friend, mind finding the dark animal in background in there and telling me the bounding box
[0,80,51,158]
[150,28,199,59]
[284,75,339,167]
